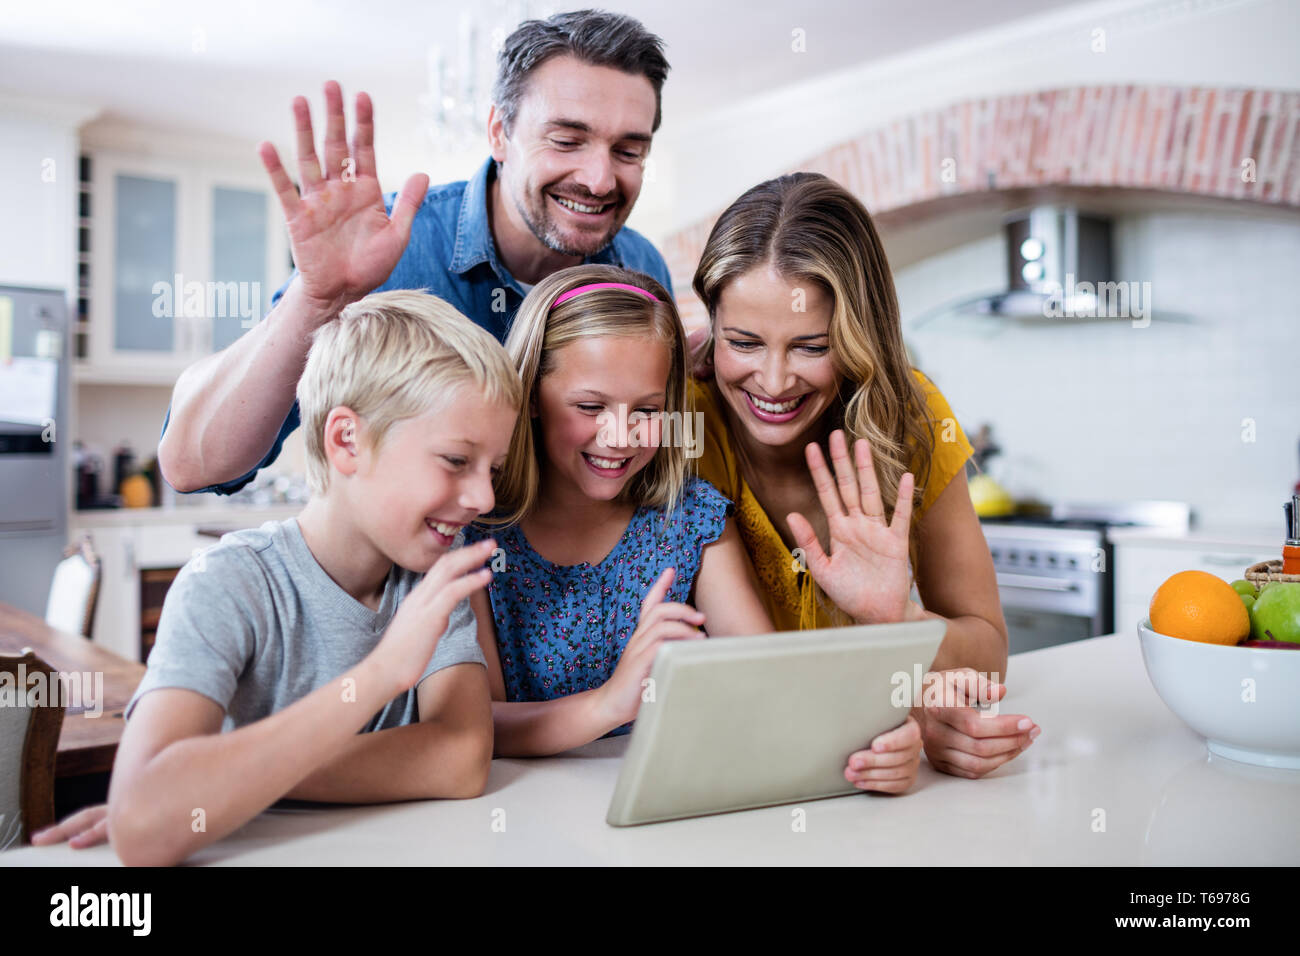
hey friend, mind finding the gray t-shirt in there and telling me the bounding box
[127,517,485,733]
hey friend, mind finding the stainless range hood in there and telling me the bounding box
[986,205,1113,317]
[911,205,1138,325]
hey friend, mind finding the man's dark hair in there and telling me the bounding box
[493,9,670,134]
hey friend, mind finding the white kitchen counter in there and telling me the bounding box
[1107,523,1281,551]
[72,503,301,530]
[6,631,1298,866]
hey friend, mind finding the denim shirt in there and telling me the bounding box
[165,156,673,495]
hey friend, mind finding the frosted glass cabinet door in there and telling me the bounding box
[211,186,268,352]
[113,173,176,352]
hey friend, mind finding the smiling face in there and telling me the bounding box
[711,262,843,456]
[490,55,656,257]
[337,384,518,573]
[533,333,671,503]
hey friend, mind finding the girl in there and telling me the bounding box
[465,264,922,792]
[690,172,1039,779]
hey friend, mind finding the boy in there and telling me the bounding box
[35,290,521,865]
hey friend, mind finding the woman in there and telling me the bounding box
[690,172,1039,778]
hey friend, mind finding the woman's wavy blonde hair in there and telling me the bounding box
[692,172,936,577]
[486,264,690,527]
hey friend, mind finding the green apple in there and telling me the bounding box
[1249,582,1300,644]
[1240,593,1256,612]
[1230,579,1258,598]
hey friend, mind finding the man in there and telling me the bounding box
[158,9,672,495]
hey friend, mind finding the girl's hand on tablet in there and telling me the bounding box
[844,715,922,794]
[788,430,914,626]
[596,568,706,729]
[916,669,1039,778]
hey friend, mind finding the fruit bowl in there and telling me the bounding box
[1137,620,1300,769]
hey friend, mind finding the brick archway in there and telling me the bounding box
[662,84,1300,324]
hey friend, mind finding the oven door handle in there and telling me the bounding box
[996,573,1080,592]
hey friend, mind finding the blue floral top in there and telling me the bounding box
[463,476,731,735]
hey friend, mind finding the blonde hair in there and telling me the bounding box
[692,173,936,590]
[489,265,689,526]
[298,289,523,495]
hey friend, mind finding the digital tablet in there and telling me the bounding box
[606,619,946,826]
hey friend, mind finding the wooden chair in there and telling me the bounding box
[44,536,101,640]
[0,650,65,848]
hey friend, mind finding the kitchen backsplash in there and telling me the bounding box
[897,209,1300,528]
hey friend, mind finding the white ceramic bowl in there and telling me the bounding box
[1137,620,1300,768]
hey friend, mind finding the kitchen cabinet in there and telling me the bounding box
[78,150,289,384]
[1112,527,1279,636]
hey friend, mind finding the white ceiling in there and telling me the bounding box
[0,0,1088,141]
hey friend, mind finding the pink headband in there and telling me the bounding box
[551,282,660,309]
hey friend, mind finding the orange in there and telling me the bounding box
[1150,570,1251,645]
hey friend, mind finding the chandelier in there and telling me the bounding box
[421,2,551,153]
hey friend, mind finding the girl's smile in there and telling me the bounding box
[581,452,633,477]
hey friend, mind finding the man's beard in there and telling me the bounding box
[514,184,625,258]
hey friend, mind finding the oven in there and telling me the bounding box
[981,522,1111,654]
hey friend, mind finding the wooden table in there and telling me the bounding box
[0,602,144,777]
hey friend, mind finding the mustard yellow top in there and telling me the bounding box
[691,371,974,632]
